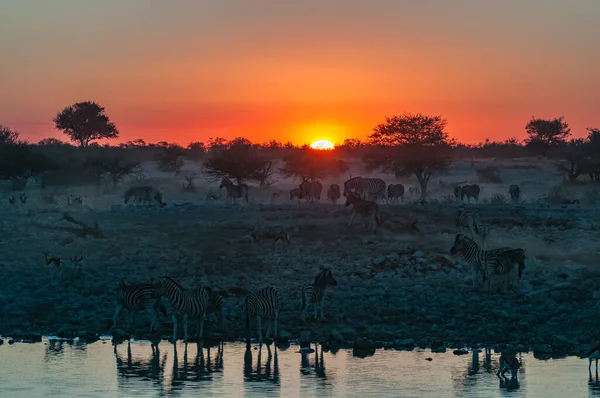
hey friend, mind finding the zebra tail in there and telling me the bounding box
[300,286,306,311]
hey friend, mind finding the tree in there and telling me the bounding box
[0,143,57,188]
[37,137,69,146]
[555,141,586,184]
[155,144,185,174]
[280,147,347,181]
[83,154,141,188]
[0,125,20,145]
[53,101,120,147]
[524,116,571,154]
[363,113,453,201]
[583,128,600,182]
[202,137,273,185]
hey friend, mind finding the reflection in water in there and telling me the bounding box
[243,341,280,385]
[2,338,599,397]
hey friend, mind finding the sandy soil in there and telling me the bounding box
[1,157,599,355]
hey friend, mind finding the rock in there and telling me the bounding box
[453,349,469,356]
[8,339,15,345]
[425,357,433,361]
[432,346,447,353]
[0,339,3,345]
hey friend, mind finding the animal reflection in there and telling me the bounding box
[114,341,166,384]
[243,341,280,384]
[497,351,521,391]
[300,343,326,379]
[169,341,223,387]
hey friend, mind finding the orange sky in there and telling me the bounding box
[1,1,599,146]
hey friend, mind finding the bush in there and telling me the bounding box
[490,193,507,205]
[543,185,570,205]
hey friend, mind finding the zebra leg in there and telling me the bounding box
[313,300,318,320]
[347,212,356,227]
[320,299,325,319]
[172,313,178,344]
[274,310,279,339]
[147,305,158,333]
[257,315,263,343]
[183,313,189,343]
[198,314,204,342]
[113,303,123,329]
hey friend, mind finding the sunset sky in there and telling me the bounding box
[1,0,599,146]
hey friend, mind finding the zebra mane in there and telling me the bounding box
[164,276,184,290]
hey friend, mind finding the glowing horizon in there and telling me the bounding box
[1,1,598,146]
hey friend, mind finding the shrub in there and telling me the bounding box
[476,166,503,183]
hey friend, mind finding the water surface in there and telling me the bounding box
[0,338,598,397]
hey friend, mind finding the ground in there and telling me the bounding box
[0,157,599,356]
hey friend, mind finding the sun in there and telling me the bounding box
[310,140,335,150]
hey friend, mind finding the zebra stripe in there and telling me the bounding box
[219,177,249,204]
[327,184,341,204]
[453,186,462,201]
[449,234,525,292]
[158,277,210,343]
[206,292,225,330]
[344,192,382,231]
[124,186,166,207]
[300,268,337,322]
[244,286,281,343]
[387,183,405,203]
[343,177,386,201]
[113,279,162,332]
[455,208,489,247]
[460,184,481,203]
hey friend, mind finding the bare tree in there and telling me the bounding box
[0,125,20,145]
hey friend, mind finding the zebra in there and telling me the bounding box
[589,332,600,376]
[299,180,323,202]
[455,208,489,247]
[449,234,526,292]
[205,291,225,331]
[343,177,386,202]
[19,192,27,205]
[244,286,281,344]
[289,188,303,201]
[273,231,291,253]
[497,351,521,379]
[327,184,341,204]
[387,183,405,203]
[67,194,83,206]
[219,177,249,204]
[300,267,338,322]
[124,186,166,207]
[157,277,210,343]
[113,279,163,333]
[509,184,521,202]
[42,251,62,278]
[453,186,462,202]
[344,192,382,232]
[460,184,481,203]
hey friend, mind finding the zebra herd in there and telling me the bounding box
[113,268,338,345]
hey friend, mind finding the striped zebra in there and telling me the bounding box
[455,208,490,247]
[205,291,225,331]
[113,279,163,333]
[157,277,210,343]
[453,186,462,202]
[345,192,382,232]
[509,184,521,202]
[219,177,249,204]
[387,183,405,203]
[124,186,166,207]
[497,352,521,379]
[299,180,323,202]
[343,177,386,202]
[450,234,526,292]
[289,188,303,201]
[460,184,481,203]
[327,184,341,204]
[300,268,337,322]
[244,286,281,343]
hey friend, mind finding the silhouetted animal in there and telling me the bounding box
[497,352,521,379]
[461,184,481,203]
[219,177,249,204]
[387,183,405,203]
[509,184,521,202]
[124,186,166,207]
[327,184,341,204]
[343,177,386,202]
[113,279,163,333]
[244,286,281,343]
[300,267,338,322]
[344,192,382,232]
[299,180,323,202]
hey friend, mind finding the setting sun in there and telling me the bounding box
[310,140,335,150]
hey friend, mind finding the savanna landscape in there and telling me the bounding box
[1,112,600,359]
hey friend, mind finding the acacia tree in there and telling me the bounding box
[202,137,274,185]
[363,113,453,201]
[0,125,20,145]
[524,116,571,155]
[53,101,120,147]
[280,147,349,182]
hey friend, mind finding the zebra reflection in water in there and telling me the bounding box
[114,340,166,390]
[300,343,326,380]
[243,341,280,385]
[169,342,222,388]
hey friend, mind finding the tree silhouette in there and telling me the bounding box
[202,137,273,185]
[0,125,20,145]
[53,101,119,147]
[0,143,57,185]
[524,116,571,154]
[363,113,453,201]
[280,147,348,181]
[155,145,185,174]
